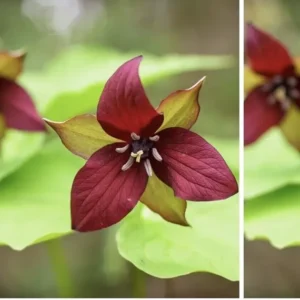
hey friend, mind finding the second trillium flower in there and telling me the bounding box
[47,56,238,232]
[245,24,300,146]
[0,51,46,139]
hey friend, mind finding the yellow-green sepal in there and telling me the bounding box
[0,50,26,80]
[157,77,205,130]
[140,173,189,227]
[45,114,119,160]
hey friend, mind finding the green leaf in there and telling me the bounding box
[245,129,300,199]
[0,130,45,183]
[117,195,238,280]
[116,136,238,279]
[0,139,82,250]
[245,185,300,248]
[20,46,235,121]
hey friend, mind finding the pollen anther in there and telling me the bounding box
[131,132,140,140]
[115,144,129,153]
[149,135,160,142]
[152,148,163,161]
[121,156,134,171]
[144,159,153,176]
[287,76,298,87]
[280,99,291,111]
[273,75,283,84]
[131,150,144,163]
[290,89,300,99]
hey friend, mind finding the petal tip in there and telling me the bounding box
[246,22,259,37]
[71,223,85,232]
[246,21,254,29]
[181,219,191,227]
[12,49,27,61]
[131,55,143,64]
[189,76,206,92]
[43,118,59,130]
[226,177,239,198]
[36,121,48,132]
[71,215,90,232]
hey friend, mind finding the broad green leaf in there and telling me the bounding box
[0,139,82,250]
[0,130,45,183]
[20,46,235,121]
[117,195,238,280]
[245,185,300,248]
[245,129,300,199]
[116,135,238,279]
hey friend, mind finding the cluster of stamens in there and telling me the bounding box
[262,75,300,111]
[115,132,163,176]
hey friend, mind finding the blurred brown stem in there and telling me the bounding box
[164,279,174,298]
[131,265,146,298]
[46,238,75,298]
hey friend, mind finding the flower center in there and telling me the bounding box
[115,132,163,176]
[262,75,300,111]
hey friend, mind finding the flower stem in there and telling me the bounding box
[46,238,75,297]
[131,265,146,298]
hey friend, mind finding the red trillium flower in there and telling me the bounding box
[0,51,46,139]
[46,56,238,232]
[245,23,300,146]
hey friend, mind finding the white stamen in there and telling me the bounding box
[273,75,283,84]
[290,89,300,99]
[131,132,140,140]
[261,83,272,92]
[149,135,160,142]
[287,76,298,87]
[144,159,153,176]
[280,99,291,111]
[121,156,134,171]
[115,144,129,153]
[131,150,143,163]
[152,148,163,161]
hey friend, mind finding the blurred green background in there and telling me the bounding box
[0,0,238,297]
[245,0,300,298]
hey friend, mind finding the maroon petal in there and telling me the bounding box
[71,143,148,232]
[97,56,164,142]
[244,86,284,146]
[151,127,238,201]
[0,77,46,131]
[246,23,294,77]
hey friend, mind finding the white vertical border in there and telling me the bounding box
[239,0,244,298]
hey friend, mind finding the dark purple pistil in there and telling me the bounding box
[131,138,154,160]
[262,74,300,102]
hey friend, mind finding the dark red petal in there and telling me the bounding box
[244,86,284,146]
[0,77,46,131]
[97,56,164,141]
[71,143,148,232]
[152,127,238,201]
[246,23,294,77]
